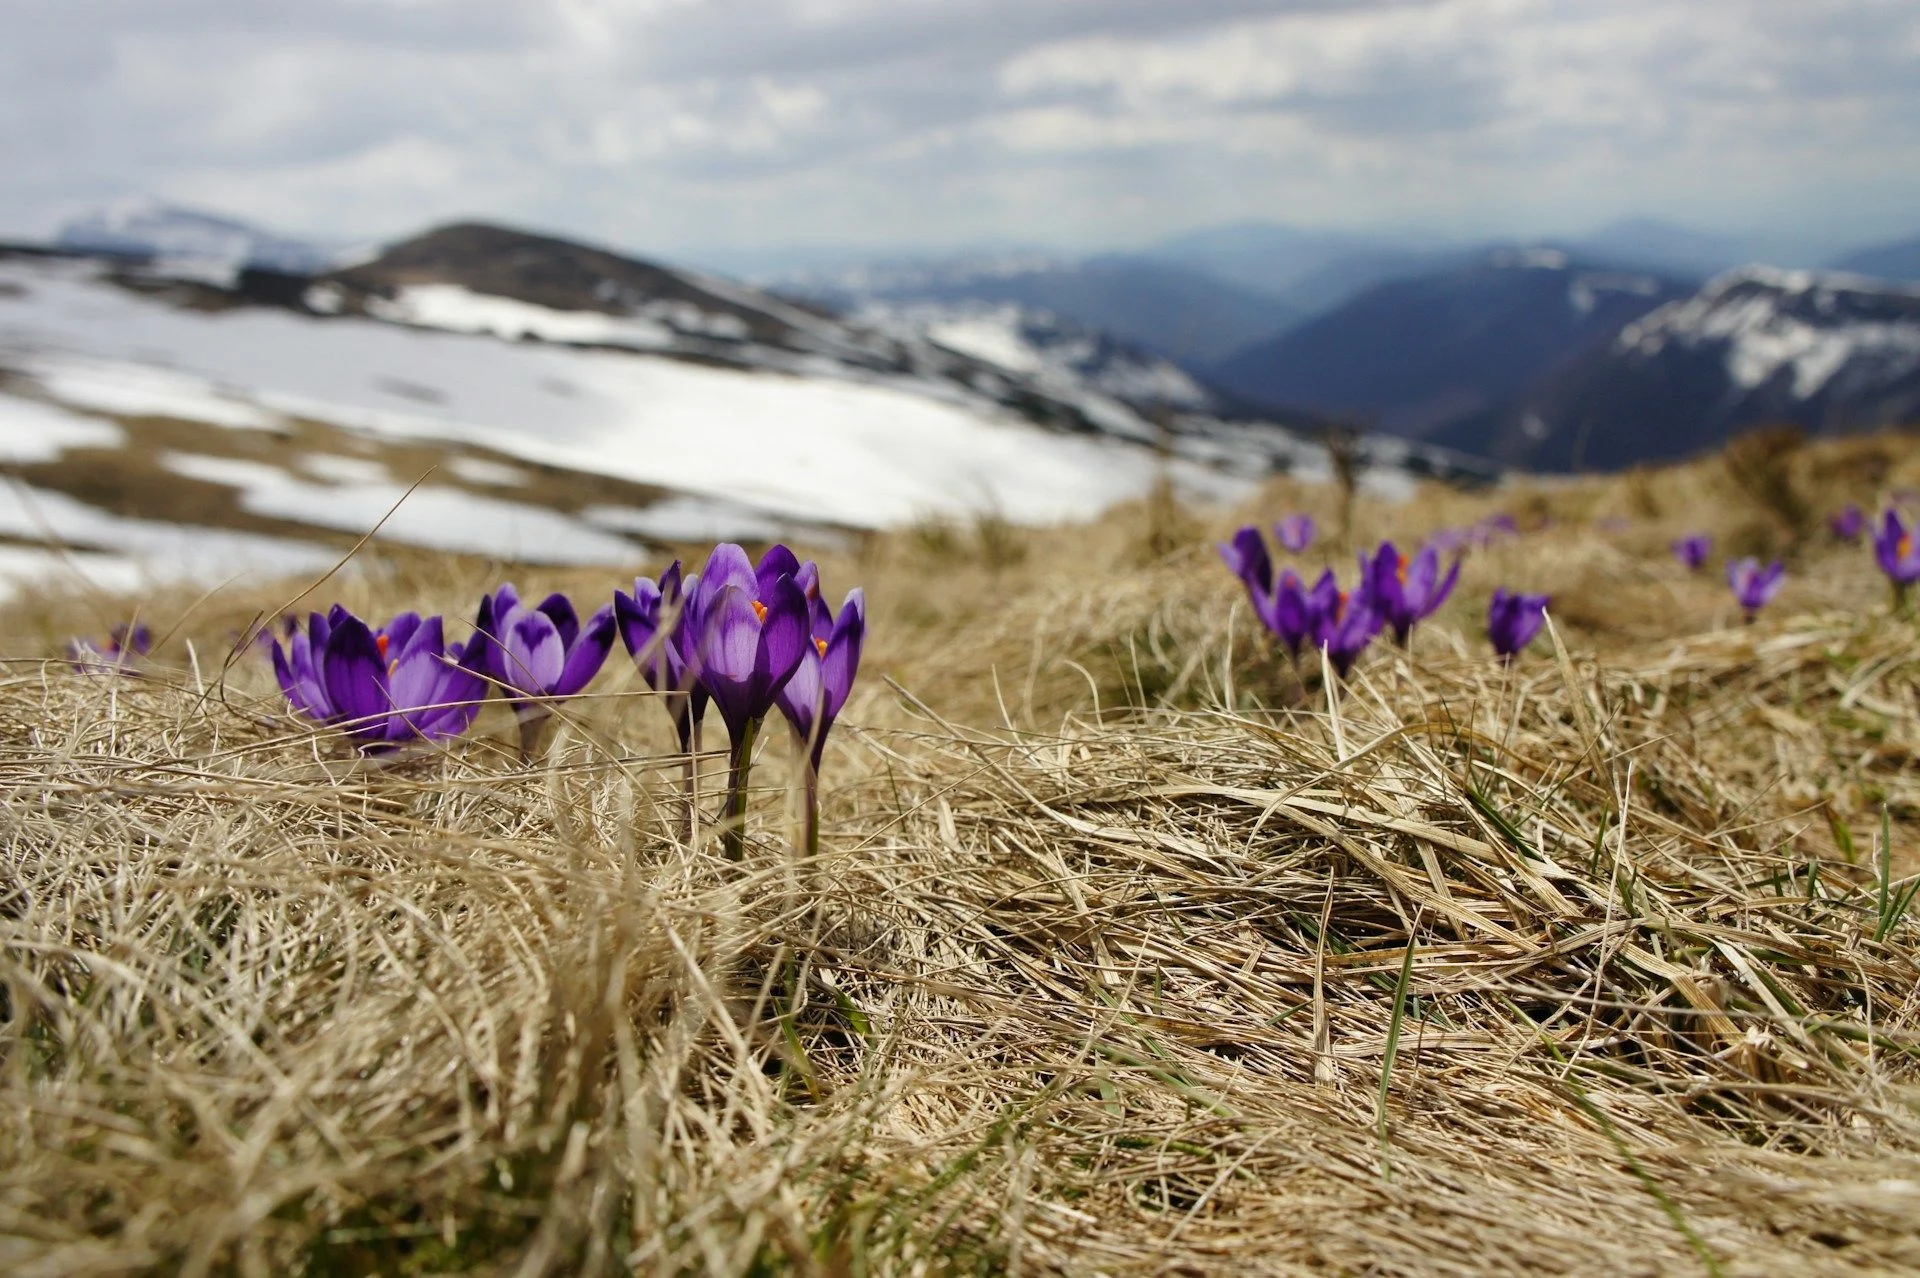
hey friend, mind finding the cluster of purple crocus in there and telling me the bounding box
[1671,533,1785,620]
[1669,502,1920,620]
[67,622,152,675]
[1220,519,1466,676]
[265,542,864,859]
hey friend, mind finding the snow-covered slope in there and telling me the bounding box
[855,299,1216,415]
[1437,266,1920,469]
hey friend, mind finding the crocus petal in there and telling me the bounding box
[820,589,866,722]
[554,605,615,697]
[1219,526,1273,597]
[504,611,565,695]
[386,617,451,722]
[695,584,762,736]
[383,611,423,656]
[776,645,823,747]
[755,574,811,705]
[699,543,758,606]
[321,616,390,734]
[535,593,580,651]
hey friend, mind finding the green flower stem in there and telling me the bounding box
[721,718,758,861]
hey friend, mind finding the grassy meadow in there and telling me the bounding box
[2,427,1919,1275]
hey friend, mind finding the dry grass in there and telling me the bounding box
[2,432,1920,1275]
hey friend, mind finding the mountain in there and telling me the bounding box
[1564,219,1748,278]
[1206,248,1690,438]
[771,253,1297,366]
[55,199,342,278]
[1433,267,1920,470]
[852,300,1220,416]
[0,218,1493,597]
[1829,237,1920,283]
[1143,223,1424,301]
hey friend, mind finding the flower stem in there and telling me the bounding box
[802,761,820,861]
[721,718,758,861]
[516,708,550,764]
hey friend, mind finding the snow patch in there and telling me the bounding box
[0,481,338,596]
[366,284,676,350]
[0,392,125,461]
[158,451,645,564]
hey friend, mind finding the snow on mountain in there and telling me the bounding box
[54,199,344,281]
[1615,266,1920,398]
[856,299,1215,415]
[0,215,1495,599]
[1435,266,1920,469]
[771,252,1299,366]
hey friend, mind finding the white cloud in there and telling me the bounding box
[1,0,1916,262]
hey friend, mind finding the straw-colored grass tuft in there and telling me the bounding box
[3,432,1919,1274]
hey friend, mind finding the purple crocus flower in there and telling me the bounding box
[685,543,811,858]
[67,622,152,674]
[1727,558,1785,621]
[776,588,865,771]
[1874,509,1920,604]
[1830,505,1866,542]
[1672,535,1712,571]
[1366,541,1460,645]
[1316,584,1382,678]
[615,560,704,748]
[687,543,811,745]
[269,605,487,750]
[474,585,615,708]
[1259,569,1318,659]
[1275,514,1317,554]
[1488,590,1550,662]
[1219,526,1273,598]
[471,585,616,756]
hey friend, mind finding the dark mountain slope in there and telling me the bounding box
[1208,250,1688,438]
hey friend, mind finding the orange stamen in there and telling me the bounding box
[1902,534,1913,560]
[815,637,828,657]
[376,633,390,658]
[751,600,768,623]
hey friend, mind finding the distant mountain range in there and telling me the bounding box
[27,200,1920,480]
[1435,267,1920,469]
[1205,249,1691,438]
[770,254,1298,366]
[1830,237,1920,283]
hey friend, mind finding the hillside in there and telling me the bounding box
[1208,250,1688,438]
[2,428,1918,1272]
[1440,267,1920,469]
[771,252,1299,367]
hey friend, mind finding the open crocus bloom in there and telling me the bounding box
[1316,585,1382,677]
[776,587,866,770]
[1366,541,1460,643]
[1830,505,1866,542]
[615,560,705,744]
[474,584,615,710]
[1727,558,1785,617]
[271,605,487,750]
[1672,535,1712,570]
[1874,509,1920,586]
[687,543,810,743]
[1275,514,1316,554]
[1261,569,1316,658]
[1219,526,1273,599]
[1488,589,1550,661]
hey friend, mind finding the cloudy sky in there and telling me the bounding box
[4,0,1919,268]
